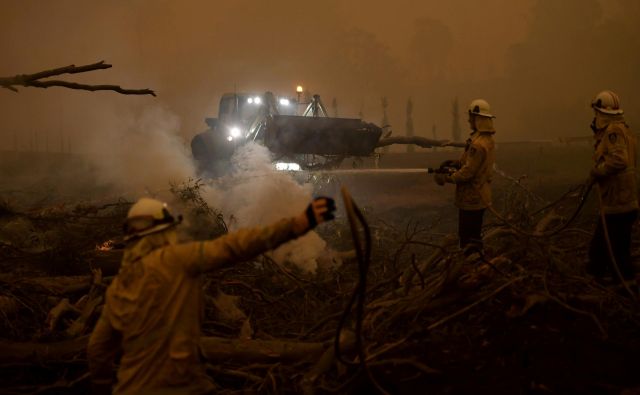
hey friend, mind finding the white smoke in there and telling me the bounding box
[203,142,327,272]
[85,104,195,195]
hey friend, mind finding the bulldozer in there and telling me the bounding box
[191,91,383,176]
[191,90,466,176]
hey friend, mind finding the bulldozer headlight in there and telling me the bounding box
[227,136,233,142]
[275,162,301,171]
[247,98,254,104]
[253,96,262,104]
[279,98,290,106]
[230,127,241,138]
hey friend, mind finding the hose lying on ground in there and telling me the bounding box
[334,186,390,395]
[485,177,636,298]
[484,180,593,238]
[594,184,637,299]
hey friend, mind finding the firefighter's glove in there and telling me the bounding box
[305,197,336,230]
[434,173,448,186]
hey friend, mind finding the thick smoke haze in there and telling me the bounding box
[1,0,638,154]
[85,104,195,191]
[1,0,638,271]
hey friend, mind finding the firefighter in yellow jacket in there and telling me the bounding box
[588,90,638,280]
[435,99,496,256]
[87,196,336,395]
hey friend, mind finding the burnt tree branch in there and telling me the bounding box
[0,61,155,96]
[377,136,466,149]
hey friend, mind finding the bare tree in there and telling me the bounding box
[451,97,461,141]
[381,96,390,153]
[405,97,414,153]
[381,96,389,127]
[0,61,155,96]
[410,18,453,82]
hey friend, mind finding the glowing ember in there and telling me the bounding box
[96,240,115,251]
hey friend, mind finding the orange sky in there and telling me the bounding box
[0,0,637,151]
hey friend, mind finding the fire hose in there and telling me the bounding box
[432,163,637,298]
[334,186,390,395]
[483,181,593,238]
[594,184,637,299]
[484,175,636,299]
[431,162,594,238]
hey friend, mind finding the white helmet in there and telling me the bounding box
[591,90,623,115]
[468,99,495,118]
[124,198,181,241]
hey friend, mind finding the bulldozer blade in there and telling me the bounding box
[264,115,382,156]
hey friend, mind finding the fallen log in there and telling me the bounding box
[300,330,356,395]
[0,335,90,363]
[0,336,334,364]
[200,337,329,363]
[10,276,92,296]
[46,298,81,331]
[0,269,115,298]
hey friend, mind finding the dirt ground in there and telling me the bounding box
[1,144,639,394]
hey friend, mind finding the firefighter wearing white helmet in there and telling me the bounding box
[591,90,624,115]
[468,98,495,118]
[434,98,496,257]
[123,197,182,241]
[587,90,638,280]
[88,196,336,394]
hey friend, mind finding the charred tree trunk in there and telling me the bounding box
[377,136,466,149]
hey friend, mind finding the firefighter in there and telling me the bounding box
[88,196,336,395]
[587,90,638,281]
[434,99,496,256]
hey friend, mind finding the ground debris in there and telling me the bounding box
[0,188,639,395]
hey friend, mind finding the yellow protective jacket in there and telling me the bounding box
[88,218,300,395]
[448,122,496,210]
[592,116,638,214]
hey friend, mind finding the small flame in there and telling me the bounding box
[96,240,115,251]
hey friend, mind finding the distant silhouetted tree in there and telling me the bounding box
[405,97,414,153]
[502,0,640,138]
[381,97,389,126]
[381,96,389,153]
[330,28,400,96]
[409,18,453,82]
[451,97,461,141]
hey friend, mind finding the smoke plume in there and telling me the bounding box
[203,143,326,272]
[85,104,195,195]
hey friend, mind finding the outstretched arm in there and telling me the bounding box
[181,197,336,275]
